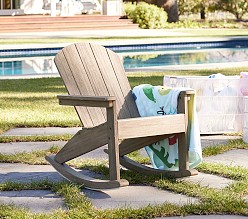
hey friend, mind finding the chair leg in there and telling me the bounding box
[107,103,120,181]
[178,132,189,172]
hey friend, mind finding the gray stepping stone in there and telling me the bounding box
[1,127,81,136]
[0,141,108,159]
[0,163,105,184]
[179,172,234,189]
[72,145,108,160]
[201,135,241,148]
[82,185,198,209]
[0,141,65,154]
[0,190,66,213]
[0,163,65,183]
[204,149,248,168]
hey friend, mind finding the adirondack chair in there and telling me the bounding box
[46,43,198,189]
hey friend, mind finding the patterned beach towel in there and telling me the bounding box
[132,84,202,171]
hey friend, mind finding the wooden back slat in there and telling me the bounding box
[55,44,106,127]
[55,42,140,128]
[75,43,109,120]
[107,49,140,118]
[55,50,94,127]
[89,43,131,119]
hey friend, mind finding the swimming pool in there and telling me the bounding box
[0,39,248,77]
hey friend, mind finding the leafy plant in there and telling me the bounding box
[124,2,168,29]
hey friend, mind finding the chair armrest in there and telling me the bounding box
[118,114,186,139]
[58,95,116,108]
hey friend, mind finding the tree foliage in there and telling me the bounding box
[178,0,248,20]
[124,0,248,22]
[215,0,248,19]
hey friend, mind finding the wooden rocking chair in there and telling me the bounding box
[46,43,198,189]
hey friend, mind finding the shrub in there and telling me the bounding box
[124,2,137,18]
[124,2,168,29]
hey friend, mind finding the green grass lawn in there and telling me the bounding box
[0,28,247,45]
[1,67,247,134]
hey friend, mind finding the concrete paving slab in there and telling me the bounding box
[201,135,241,148]
[76,145,108,160]
[0,190,66,213]
[1,127,81,136]
[0,141,109,159]
[82,185,198,209]
[179,172,234,189]
[204,149,248,168]
[0,141,65,154]
[0,163,106,184]
[0,163,65,183]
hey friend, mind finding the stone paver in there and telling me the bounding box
[0,141,108,159]
[0,163,105,184]
[204,149,248,168]
[82,185,198,209]
[179,172,234,189]
[201,135,241,148]
[0,163,65,183]
[0,141,65,154]
[0,190,66,213]
[1,127,81,136]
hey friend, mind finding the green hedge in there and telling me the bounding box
[124,2,168,29]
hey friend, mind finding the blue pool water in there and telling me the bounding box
[0,39,248,77]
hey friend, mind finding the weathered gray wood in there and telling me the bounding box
[54,50,93,127]
[75,43,110,99]
[48,43,198,190]
[90,43,131,119]
[106,49,140,118]
[119,134,172,156]
[177,91,190,172]
[118,114,185,139]
[75,43,111,121]
[58,95,115,108]
[119,156,197,177]
[107,101,120,181]
[55,123,108,164]
[46,155,129,189]
[56,44,106,127]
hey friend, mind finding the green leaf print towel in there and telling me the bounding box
[132,84,202,171]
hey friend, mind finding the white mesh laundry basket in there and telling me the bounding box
[243,96,248,143]
[163,76,247,134]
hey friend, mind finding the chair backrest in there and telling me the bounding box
[54,43,140,128]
